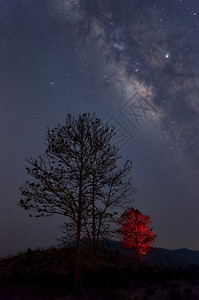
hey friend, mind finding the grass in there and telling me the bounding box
[0,247,199,299]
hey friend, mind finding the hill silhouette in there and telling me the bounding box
[146,247,199,267]
[87,239,199,267]
[0,244,199,299]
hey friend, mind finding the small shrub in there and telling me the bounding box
[184,287,192,296]
[168,289,184,300]
[146,288,155,296]
[142,296,149,300]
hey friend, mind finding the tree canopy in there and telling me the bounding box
[117,208,156,262]
[19,113,135,292]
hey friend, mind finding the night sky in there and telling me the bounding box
[1,0,199,257]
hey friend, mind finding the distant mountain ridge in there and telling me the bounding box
[97,240,199,267]
[146,247,199,266]
[65,238,199,267]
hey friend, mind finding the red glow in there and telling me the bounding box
[117,208,157,258]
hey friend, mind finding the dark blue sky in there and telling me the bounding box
[1,0,199,256]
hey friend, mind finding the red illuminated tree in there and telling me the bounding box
[117,208,156,263]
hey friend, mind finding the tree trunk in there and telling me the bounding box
[91,246,97,271]
[91,174,97,271]
[74,221,84,296]
[136,247,140,265]
[91,216,96,270]
[74,173,84,296]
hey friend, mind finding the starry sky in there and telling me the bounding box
[1,0,199,256]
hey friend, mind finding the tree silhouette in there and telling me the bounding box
[117,208,156,263]
[19,113,134,293]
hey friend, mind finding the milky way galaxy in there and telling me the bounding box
[51,0,199,161]
[1,0,199,255]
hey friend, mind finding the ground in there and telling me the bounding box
[0,247,199,299]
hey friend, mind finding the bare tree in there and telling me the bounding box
[58,119,135,270]
[83,158,134,270]
[19,113,134,292]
